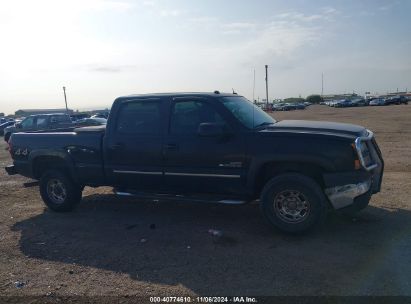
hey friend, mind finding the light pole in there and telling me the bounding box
[321,72,324,96]
[62,86,68,112]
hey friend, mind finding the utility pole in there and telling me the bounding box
[62,86,68,113]
[321,72,324,96]
[265,65,269,105]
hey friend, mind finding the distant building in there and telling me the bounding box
[15,108,73,116]
[322,93,358,101]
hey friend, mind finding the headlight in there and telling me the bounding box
[354,131,378,171]
[359,142,372,167]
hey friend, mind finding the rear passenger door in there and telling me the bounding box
[105,98,166,190]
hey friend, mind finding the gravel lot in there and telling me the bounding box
[1,104,411,298]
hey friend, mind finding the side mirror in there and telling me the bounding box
[198,122,227,137]
[16,123,22,129]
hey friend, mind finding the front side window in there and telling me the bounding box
[116,100,161,135]
[221,96,276,129]
[21,117,35,129]
[170,100,225,135]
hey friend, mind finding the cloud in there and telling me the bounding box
[277,7,339,23]
[160,9,184,17]
[378,5,391,11]
[221,22,257,34]
[142,0,156,7]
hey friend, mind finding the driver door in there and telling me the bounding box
[163,97,247,195]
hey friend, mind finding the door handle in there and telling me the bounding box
[164,143,178,151]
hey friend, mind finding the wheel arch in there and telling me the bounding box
[30,151,76,180]
[253,160,331,198]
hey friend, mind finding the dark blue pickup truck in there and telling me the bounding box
[5,92,384,233]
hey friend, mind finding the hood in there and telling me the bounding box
[267,120,367,138]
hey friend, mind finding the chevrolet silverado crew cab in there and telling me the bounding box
[5,92,384,233]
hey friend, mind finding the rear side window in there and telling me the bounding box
[51,115,71,123]
[116,100,162,135]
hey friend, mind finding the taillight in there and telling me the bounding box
[354,159,361,170]
[351,143,360,169]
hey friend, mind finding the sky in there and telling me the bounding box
[0,0,410,114]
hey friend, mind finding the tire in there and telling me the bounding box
[40,170,82,212]
[339,190,371,217]
[260,173,327,234]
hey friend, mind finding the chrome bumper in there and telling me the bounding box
[325,180,371,209]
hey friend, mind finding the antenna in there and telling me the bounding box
[252,93,255,130]
[253,68,256,102]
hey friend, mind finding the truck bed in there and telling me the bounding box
[9,126,106,185]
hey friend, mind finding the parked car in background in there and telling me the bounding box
[334,99,353,108]
[385,95,408,105]
[3,113,73,142]
[369,98,387,106]
[91,113,109,119]
[70,113,90,122]
[350,98,368,107]
[75,117,107,127]
[284,103,297,110]
[0,121,15,136]
[295,103,306,110]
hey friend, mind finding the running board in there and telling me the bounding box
[113,190,247,205]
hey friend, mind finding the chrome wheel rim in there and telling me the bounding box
[273,190,310,223]
[47,178,67,204]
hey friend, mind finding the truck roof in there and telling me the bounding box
[27,113,69,117]
[116,92,242,101]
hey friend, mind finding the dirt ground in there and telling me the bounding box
[1,104,411,299]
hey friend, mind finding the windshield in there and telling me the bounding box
[221,96,276,129]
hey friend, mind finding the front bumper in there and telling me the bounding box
[5,165,17,175]
[325,180,371,209]
[323,130,384,210]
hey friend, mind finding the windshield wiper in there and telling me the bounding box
[253,122,276,129]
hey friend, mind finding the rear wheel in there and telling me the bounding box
[40,170,82,212]
[260,173,327,233]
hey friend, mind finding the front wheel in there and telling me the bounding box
[40,170,82,212]
[260,173,327,234]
